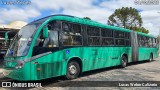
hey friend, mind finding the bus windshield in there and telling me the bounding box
[5,16,54,57]
[6,24,40,57]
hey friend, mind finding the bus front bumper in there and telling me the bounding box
[2,67,26,81]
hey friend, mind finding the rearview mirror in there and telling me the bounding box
[43,26,48,38]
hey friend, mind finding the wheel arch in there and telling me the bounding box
[67,57,83,74]
[121,53,128,62]
[150,52,153,56]
[150,52,153,58]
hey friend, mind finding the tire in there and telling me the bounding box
[121,55,127,68]
[66,61,80,79]
[149,54,153,62]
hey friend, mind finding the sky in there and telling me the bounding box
[0,0,160,36]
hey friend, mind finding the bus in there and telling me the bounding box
[0,31,17,65]
[2,15,159,81]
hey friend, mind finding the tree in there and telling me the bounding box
[83,17,91,20]
[108,7,142,28]
[126,26,149,34]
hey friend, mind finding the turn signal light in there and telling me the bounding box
[37,68,41,71]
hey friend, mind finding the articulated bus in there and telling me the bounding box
[3,15,158,81]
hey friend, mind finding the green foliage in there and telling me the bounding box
[126,26,149,34]
[108,7,150,34]
[108,7,142,28]
[83,17,91,20]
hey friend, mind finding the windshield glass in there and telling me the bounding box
[5,16,54,57]
[6,24,40,57]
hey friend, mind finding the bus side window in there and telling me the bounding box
[114,31,125,46]
[43,30,59,47]
[101,28,114,46]
[62,22,73,46]
[141,36,145,47]
[153,38,157,47]
[42,21,61,47]
[87,26,100,46]
[145,37,149,47]
[62,22,82,46]
[148,38,153,47]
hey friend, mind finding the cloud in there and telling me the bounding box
[143,23,159,36]
[100,0,160,36]
[0,0,159,36]
[31,0,113,23]
[0,6,41,24]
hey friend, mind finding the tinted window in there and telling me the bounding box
[62,22,72,32]
[115,39,125,45]
[72,24,81,35]
[43,30,59,47]
[144,37,149,47]
[138,35,145,46]
[125,32,130,39]
[101,29,113,37]
[114,31,128,46]
[62,22,82,46]
[87,27,100,36]
[102,38,114,45]
[153,38,157,47]
[35,21,60,48]
[87,26,100,46]
[148,38,153,47]
[48,21,61,31]
[114,31,125,38]
[88,37,100,45]
[125,40,130,46]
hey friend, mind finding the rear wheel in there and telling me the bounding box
[149,54,153,62]
[66,61,80,79]
[121,55,127,68]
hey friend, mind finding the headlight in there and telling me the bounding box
[15,63,24,69]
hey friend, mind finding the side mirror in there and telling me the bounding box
[43,26,48,38]
[5,32,9,42]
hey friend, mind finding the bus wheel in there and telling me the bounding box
[121,55,127,68]
[149,54,153,62]
[66,61,80,79]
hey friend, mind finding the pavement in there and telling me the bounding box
[0,57,160,90]
[0,69,2,74]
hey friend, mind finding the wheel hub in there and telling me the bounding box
[69,65,77,75]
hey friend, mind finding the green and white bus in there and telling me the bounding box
[3,15,159,81]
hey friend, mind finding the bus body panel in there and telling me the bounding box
[30,47,132,80]
[138,47,158,61]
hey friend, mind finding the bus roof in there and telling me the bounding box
[32,14,157,38]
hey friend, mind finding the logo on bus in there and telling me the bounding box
[66,50,70,54]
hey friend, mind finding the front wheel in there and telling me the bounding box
[66,61,80,79]
[121,56,127,68]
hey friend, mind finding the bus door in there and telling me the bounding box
[131,31,138,62]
